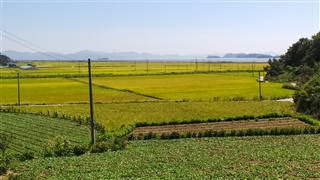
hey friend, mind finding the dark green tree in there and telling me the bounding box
[294,73,320,118]
[0,54,11,66]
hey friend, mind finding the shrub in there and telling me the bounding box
[44,136,74,157]
[0,154,11,175]
[90,141,114,153]
[90,136,128,153]
[168,132,180,139]
[73,145,88,156]
[18,151,34,161]
[230,96,246,101]
[298,116,320,126]
[0,134,12,156]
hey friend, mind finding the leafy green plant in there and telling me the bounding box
[44,136,74,157]
[18,151,35,161]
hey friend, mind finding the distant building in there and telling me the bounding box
[20,65,38,70]
[7,62,17,67]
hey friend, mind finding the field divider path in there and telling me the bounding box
[66,77,164,100]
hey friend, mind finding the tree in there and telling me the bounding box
[0,54,11,66]
[266,58,284,77]
[280,38,311,67]
[294,73,320,118]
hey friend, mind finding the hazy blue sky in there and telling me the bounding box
[0,0,319,55]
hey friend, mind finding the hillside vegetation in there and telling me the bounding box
[265,32,320,119]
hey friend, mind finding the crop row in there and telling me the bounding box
[130,126,320,140]
[134,113,294,127]
[0,107,105,133]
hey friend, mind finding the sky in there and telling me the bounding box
[0,0,319,55]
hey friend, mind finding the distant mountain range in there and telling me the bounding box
[222,53,274,59]
[2,50,278,61]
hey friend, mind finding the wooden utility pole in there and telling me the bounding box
[251,62,254,77]
[17,72,20,106]
[88,58,95,144]
[78,60,81,74]
[195,58,198,72]
[258,71,262,101]
[134,60,137,72]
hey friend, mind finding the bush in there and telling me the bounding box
[0,134,12,175]
[90,141,114,153]
[73,145,88,156]
[0,155,11,175]
[18,151,34,161]
[44,136,74,157]
[0,134,12,156]
[90,136,128,153]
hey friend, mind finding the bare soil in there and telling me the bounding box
[133,118,309,135]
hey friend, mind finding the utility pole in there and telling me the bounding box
[258,71,262,101]
[146,60,149,73]
[78,60,81,74]
[195,58,198,72]
[17,72,20,106]
[251,62,254,77]
[134,60,137,72]
[88,58,95,144]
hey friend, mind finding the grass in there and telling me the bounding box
[16,101,297,131]
[0,112,91,155]
[0,61,267,78]
[12,135,320,179]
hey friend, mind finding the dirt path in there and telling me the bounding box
[133,118,309,135]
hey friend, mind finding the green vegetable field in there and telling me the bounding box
[13,135,320,179]
[0,112,91,154]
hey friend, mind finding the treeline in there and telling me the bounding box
[265,32,320,118]
[265,32,320,84]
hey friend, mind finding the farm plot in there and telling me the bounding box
[13,135,320,179]
[0,61,267,78]
[133,118,309,136]
[0,112,91,154]
[0,78,153,105]
[15,101,296,131]
[78,72,293,100]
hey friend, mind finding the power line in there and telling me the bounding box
[3,34,62,60]
[2,30,70,60]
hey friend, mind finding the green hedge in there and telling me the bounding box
[135,113,292,127]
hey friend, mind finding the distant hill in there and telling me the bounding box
[223,53,274,59]
[2,50,203,61]
[2,50,276,61]
[207,55,221,58]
